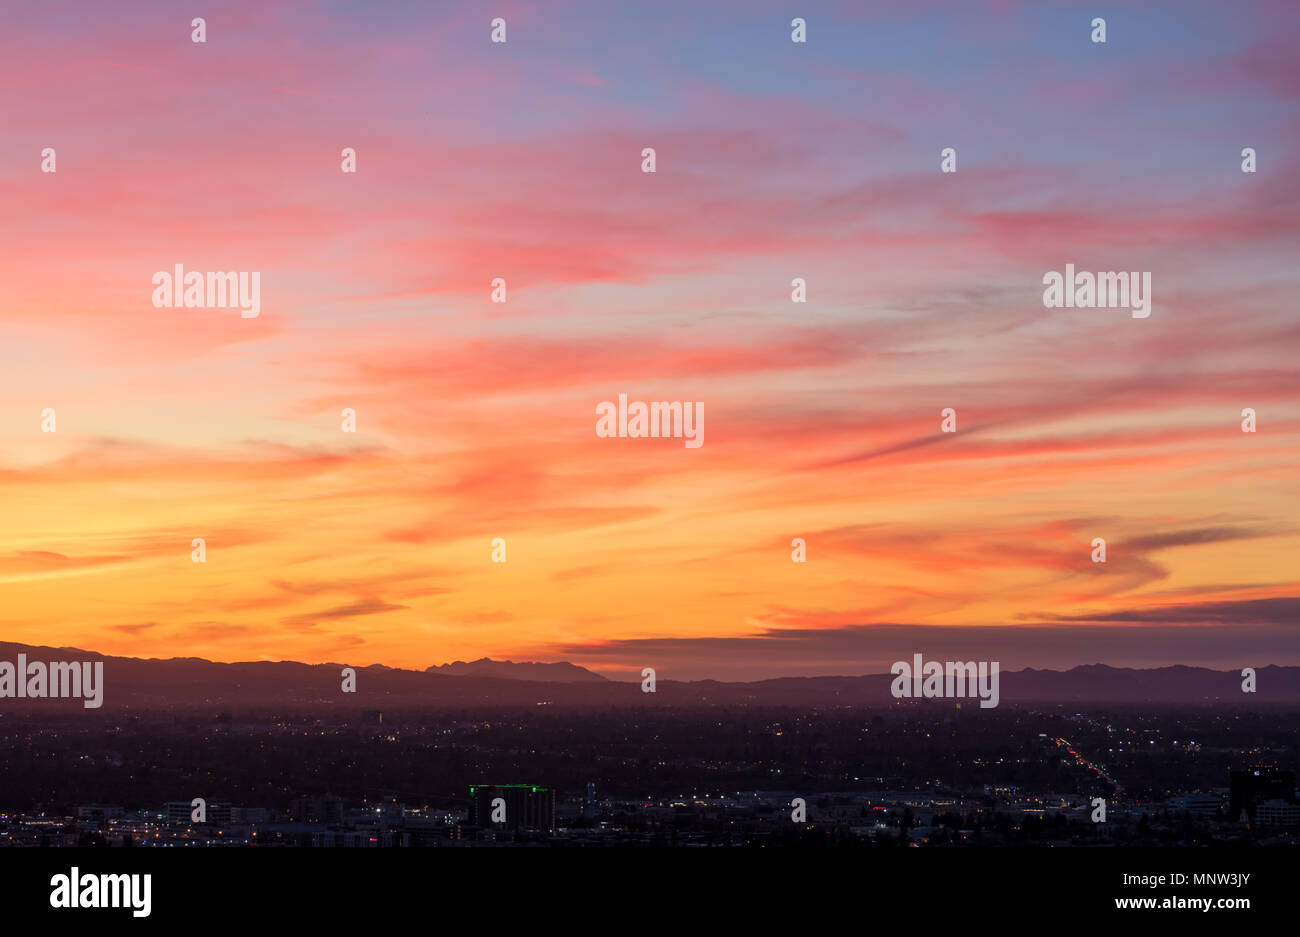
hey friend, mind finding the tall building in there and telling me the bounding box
[1229,766,1296,823]
[469,784,555,831]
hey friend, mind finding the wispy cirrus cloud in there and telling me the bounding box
[0,0,1296,675]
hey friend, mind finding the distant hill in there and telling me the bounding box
[0,641,1296,710]
[426,658,607,682]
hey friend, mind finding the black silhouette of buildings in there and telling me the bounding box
[1229,766,1296,823]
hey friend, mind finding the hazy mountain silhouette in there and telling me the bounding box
[0,641,1295,710]
[426,657,607,682]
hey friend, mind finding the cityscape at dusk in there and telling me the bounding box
[2,704,1296,848]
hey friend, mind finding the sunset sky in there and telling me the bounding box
[1,0,1297,680]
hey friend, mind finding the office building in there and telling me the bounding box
[469,784,555,831]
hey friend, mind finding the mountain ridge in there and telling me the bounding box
[0,641,1295,707]
[425,657,607,682]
